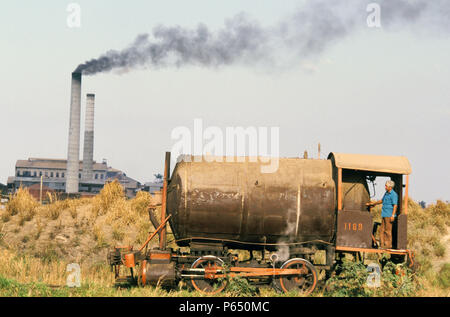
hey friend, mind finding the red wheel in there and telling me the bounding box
[279,258,317,295]
[190,256,227,294]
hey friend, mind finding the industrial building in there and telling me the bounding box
[0,183,6,195]
[6,72,146,199]
[7,158,141,198]
[142,181,164,194]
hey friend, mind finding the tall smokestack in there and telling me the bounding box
[66,72,82,193]
[82,94,95,181]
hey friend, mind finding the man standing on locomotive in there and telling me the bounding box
[367,180,398,249]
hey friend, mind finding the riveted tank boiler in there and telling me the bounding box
[166,156,371,249]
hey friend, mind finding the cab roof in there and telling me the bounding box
[328,152,412,175]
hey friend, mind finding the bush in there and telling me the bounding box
[3,188,39,223]
[91,181,125,217]
[378,261,418,297]
[131,191,154,216]
[224,275,259,297]
[324,260,418,297]
[436,264,450,289]
[325,260,369,297]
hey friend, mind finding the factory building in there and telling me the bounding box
[7,158,141,198]
[6,72,143,199]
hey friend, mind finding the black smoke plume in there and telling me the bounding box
[74,0,449,75]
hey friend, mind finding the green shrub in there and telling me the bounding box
[224,275,259,297]
[325,260,369,297]
[436,264,450,289]
[378,261,418,297]
[324,260,419,297]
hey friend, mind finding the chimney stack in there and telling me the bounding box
[66,72,82,193]
[82,94,95,180]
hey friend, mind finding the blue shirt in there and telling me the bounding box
[381,190,398,218]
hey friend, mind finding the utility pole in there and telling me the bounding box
[40,175,43,203]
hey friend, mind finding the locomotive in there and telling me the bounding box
[108,152,414,295]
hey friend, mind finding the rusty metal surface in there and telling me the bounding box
[124,253,135,268]
[160,152,171,250]
[141,261,176,287]
[167,158,337,248]
[395,214,408,249]
[148,250,172,264]
[336,210,373,248]
[341,171,370,211]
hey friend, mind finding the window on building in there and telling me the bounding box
[100,174,104,180]
[39,171,42,177]
[16,170,20,176]
[95,174,98,179]
[33,171,37,177]
[50,172,54,178]
[62,172,65,178]
[79,173,81,179]
[45,172,48,177]
[56,172,59,178]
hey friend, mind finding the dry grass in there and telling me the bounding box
[0,248,113,288]
[406,199,450,294]
[0,181,159,266]
[2,188,39,224]
[91,180,127,217]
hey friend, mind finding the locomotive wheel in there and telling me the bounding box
[279,258,317,295]
[190,256,227,294]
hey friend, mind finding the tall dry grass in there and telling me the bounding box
[0,181,161,265]
[407,199,449,287]
[91,181,152,226]
[1,187,90,223]
[0,248,113,287]
[2,188,39,224]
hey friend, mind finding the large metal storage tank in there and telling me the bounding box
[167,157,338,248]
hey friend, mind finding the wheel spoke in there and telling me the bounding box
[191,256,227,294]
[279,258,317,295]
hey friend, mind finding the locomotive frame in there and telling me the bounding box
[107,151,415,295]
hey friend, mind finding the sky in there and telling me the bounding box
[0,0,449,203]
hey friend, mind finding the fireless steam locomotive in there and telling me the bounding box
[107,152,414,295]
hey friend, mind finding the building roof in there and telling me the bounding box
[328,152,412,175]
[106,173,140,189]
[27,183,53,191]
[144,181,163,187]
[16,158,107,171]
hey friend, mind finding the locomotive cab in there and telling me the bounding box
[328,153,411,251]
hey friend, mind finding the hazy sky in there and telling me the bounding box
[1,1,449,202]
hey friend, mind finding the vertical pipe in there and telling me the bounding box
[403,175,409,215]
[159,152,171,250]
[82,94,95,180]
[337,168,342,211]
[66,72,82,193]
